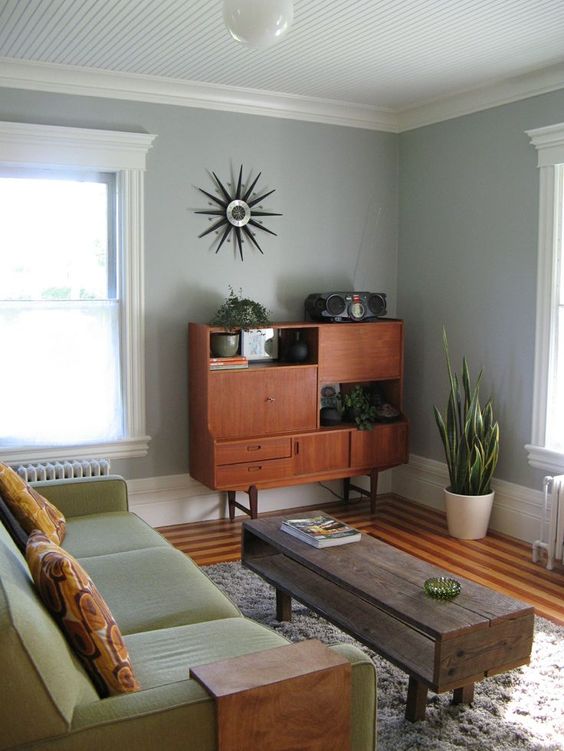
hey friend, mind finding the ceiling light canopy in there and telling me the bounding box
[223,0,294,49]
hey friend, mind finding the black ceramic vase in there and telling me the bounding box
[287,332,308,363]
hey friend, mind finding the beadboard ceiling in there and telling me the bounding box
[1,0,564,131]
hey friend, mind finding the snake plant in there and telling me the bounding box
[433,329,499,496]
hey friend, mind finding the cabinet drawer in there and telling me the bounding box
[216,458,293,487]
[350,422,408,469]
[216,437,292,465]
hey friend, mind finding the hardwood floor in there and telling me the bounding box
[158,493,564,627]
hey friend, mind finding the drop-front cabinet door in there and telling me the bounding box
[318,322,402,383]
[208,367,318,440]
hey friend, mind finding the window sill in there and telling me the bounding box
[0,436,151,464]
[525,443,564,475]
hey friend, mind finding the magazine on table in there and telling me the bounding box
[280,514,361,548]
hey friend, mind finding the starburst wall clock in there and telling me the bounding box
[195,165,281,261]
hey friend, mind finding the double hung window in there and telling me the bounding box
[526,123,564,472]
[0,122,155,461]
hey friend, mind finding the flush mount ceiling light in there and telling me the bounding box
[223,0,294,49]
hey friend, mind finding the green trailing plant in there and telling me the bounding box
[210,287,271,331]
[344,385,377,431]
[433,329,500,496]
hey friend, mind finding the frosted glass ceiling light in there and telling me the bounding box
[223,0,294,49]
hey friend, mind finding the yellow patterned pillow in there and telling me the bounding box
[0,462,65,544]
[26,530,140,698]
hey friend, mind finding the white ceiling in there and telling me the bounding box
[1,0,564,130]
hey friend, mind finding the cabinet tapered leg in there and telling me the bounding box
[228,491,236,521]
[370,470,379,514]
[249,485,258,519]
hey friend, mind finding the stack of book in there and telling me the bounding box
[209,356,249,371]
[280,514,361,548]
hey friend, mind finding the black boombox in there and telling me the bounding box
[305,291,387,322]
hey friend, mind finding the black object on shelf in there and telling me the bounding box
[286,331,309,363]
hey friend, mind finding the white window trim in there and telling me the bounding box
[526,122,564,473]
[0,121,156,462]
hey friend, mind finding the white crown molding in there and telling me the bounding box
[397,62,564,132]
[0,58,398,133]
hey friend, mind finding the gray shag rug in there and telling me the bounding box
[204,562,564,751]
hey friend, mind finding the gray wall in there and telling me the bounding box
[0,88,398,479]
[398,89,564,491]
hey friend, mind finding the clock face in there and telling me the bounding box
[195,165,282,261]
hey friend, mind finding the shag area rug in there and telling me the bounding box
[204,562,564,751]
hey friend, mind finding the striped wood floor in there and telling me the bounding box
[158,494,564,626]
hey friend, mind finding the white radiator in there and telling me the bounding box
[532,474,564,570]
[15,459,111,483]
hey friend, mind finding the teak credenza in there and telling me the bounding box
[188,320,408,518]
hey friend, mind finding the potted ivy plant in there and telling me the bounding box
[433,329,500,539]
[210,287,271,357]
[343,385,377,431]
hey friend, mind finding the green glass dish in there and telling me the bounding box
[423,576,461,600]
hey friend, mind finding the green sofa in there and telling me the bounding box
[0,475,377,750]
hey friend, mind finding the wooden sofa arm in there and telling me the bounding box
[32,475,129,518]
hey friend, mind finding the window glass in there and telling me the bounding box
[0,170,122,447]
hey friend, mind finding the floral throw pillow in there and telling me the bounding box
[0,462,65,544]
[26,530,140,698]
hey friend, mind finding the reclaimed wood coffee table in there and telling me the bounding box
[242,512,535,722]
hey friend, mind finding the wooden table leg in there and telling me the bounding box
[452,683,475,705]
[343,477,351,503]
[276,589,292,622]
[406,676,428,722]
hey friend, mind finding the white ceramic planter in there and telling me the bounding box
[444,488,495,540]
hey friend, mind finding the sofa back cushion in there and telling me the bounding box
[0,525,97,750]
[0,494,28,553]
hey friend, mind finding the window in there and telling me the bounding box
[0,122,156,462]
[526,123,564,473]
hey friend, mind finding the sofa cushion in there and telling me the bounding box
[26,530,140,698]
[78,547,241,635]
[0,462,65,543]
[0,494,28,553]
[124,617,289,689]
[63,511,170,559]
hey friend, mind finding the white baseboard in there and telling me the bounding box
[392,454,544,543]
[127,471,393,528]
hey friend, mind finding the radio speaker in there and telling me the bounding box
[305,292,387,322]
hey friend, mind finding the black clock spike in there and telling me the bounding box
[248,188,276,208]
[215,225,232,254]
[235,227,244,261]
[242,171,262,201]
[194,209,225,216]
[249,219,277,236]
[212,172,232,203]
[236,165,243,200]
[249,211,283,217]
[198,217,228,239]
[243,226,264,254]
[198,187,227,208]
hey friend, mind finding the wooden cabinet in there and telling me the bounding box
[189,320,408,518]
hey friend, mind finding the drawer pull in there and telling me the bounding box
[248,465,262,472]
[247,445,262,452]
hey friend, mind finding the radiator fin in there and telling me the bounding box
[15,459,111,483]
[532,474,564,570]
